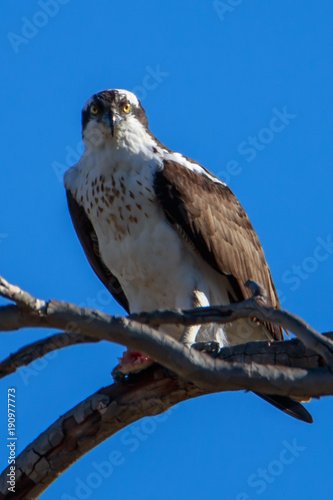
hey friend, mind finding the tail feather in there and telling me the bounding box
[254,392,313,423]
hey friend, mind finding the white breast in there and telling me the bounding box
[65,148,202,319]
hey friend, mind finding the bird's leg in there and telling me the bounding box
[179,290,204,346]
[180,326,220,355]
[179,290,221,355]
[179,324,201,347]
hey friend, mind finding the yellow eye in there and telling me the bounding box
[123,103,131,113]
[90,104,99,115]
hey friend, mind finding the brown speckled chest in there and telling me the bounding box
[77,165,156,242]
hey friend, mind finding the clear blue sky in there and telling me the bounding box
[1,1,333,499]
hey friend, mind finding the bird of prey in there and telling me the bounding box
[64,89,312,423]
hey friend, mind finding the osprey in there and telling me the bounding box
[64,89,311,423]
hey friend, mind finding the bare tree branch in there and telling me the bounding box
[0,332,98,379]
[129,301,333,366]
[0,366,206,499]
[1,275,333,498]
[1,332,332,499]
[1,275,333,397]
[1,325,332,386]
[2,275,333,364]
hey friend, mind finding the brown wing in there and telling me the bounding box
[154,159,282,340]
[66,190,129,313]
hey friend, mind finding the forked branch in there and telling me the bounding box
[0,275,332,499]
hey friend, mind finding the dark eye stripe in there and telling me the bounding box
[81,90,148,132]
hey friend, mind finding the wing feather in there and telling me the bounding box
[154,159,282,340]
[66,190,129,313]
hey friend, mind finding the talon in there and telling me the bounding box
[111,367,127,383]
[192,341,221,357]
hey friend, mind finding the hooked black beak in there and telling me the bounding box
[105,108,117,137]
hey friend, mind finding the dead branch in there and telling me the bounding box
[1,275,333,498]
[0,332,98,379]
[0,334,331,499]
[1,327,331,381]
[0,366,206,499]
[1,276,333,396]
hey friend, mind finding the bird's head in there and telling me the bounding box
[81,89,149,151]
